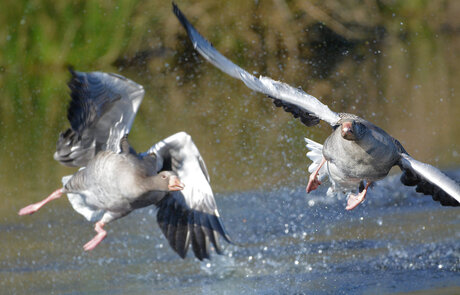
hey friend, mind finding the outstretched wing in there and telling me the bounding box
[141,132,232,260]
[399,153,460,206]
[173,3,341,127]
[54,69,145,167]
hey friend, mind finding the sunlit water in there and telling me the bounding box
[2,172,459,294]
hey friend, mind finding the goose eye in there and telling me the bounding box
[161,175,167,179]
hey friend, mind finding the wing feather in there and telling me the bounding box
[399,153,460,206]
[143,132,232,259]
[54,69,145,167]
[173,3,341,127]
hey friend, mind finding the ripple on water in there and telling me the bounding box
[3,172,460,294]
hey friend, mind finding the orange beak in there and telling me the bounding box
[341,121,353,138]
[168,175,185,191]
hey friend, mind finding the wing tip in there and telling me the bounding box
[217,218,234,245]
[67,65,75,75]
[172,2,202,51]
[157,197,232,260]
[67,67,83,88]
[172,2,189,31]
[67,66,85,85]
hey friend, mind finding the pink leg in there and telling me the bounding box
[83,221,107,251]
[306,157,326,193]
[346,182,372,211]
[18,188,64,216]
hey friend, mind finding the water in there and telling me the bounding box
[1,1,460,293]
[2,174,459,294]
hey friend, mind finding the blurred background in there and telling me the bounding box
[1,0,459,294]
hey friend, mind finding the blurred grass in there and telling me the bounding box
[0,0,459,195]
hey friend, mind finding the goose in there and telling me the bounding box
[19,69,231,259]
[173,3,460,210]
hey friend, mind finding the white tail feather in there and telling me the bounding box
[304,138,327,181]
[61,173,104,222]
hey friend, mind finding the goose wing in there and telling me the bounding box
[173,3,340,127]
[399,153,460,206]
[141,132,232,260]
[54,69,145,167]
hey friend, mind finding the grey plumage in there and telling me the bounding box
[55,69,144,167]
[63,151,178,224]
[20,69,231,258]
[173,3,460,207]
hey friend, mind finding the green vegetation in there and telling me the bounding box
[1,0,459,194]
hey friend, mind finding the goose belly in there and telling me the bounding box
[323,133,399,185]
[66,151,145,214]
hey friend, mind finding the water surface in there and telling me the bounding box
[2,175,460,294]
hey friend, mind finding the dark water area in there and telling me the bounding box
[2,173,459,294]
[1,0,460,294]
